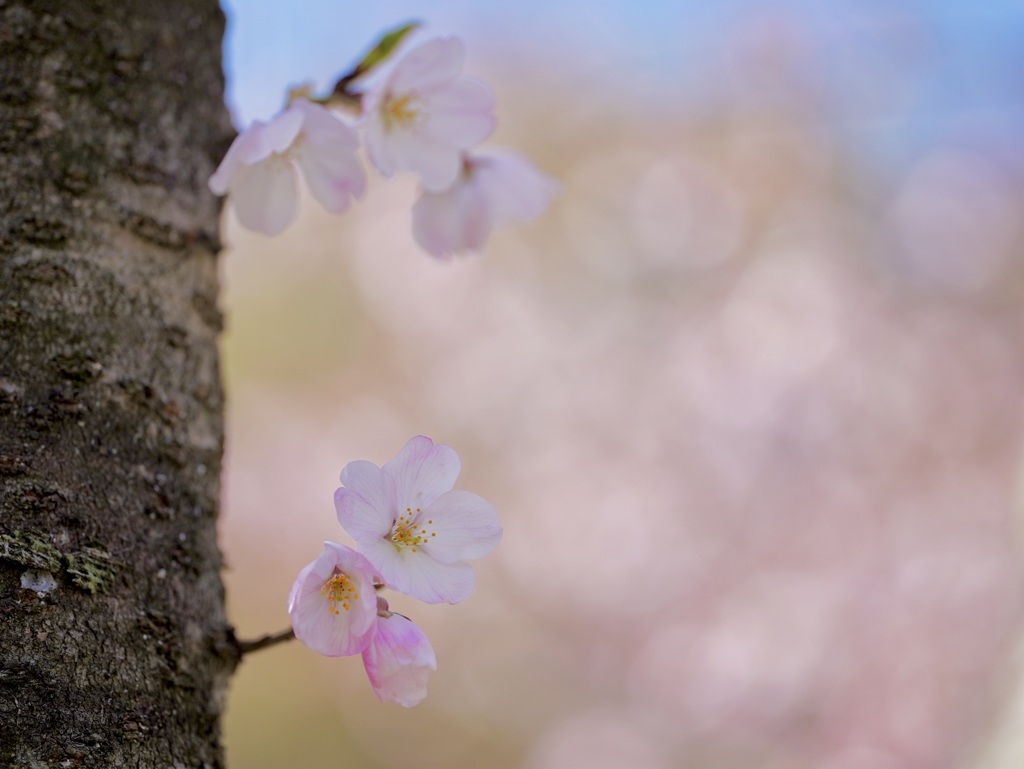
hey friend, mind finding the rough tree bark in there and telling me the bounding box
[0,1,237,766]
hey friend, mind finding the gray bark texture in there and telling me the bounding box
[0,1,238,766]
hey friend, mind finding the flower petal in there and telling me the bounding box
[295,146,366,214]
[288,542,379,657]
[209,126,254,195]
[421,490,502,564]
[385,130,461,192]
[389,37,465,94]
[383,436,461,512]
[229,157,298,236]
[277,101,365,214]
[356,535,406,583]
[363,106,398,178]
[262,104,306,155]
[361,613,436,707]
[475,149,558,223]
[348,517,477,604]
[293,100,359,152]
[412,181,492,259]
[384,552,475,604]
[411,187,462,260]
[412,145,463,193]
[421,78,495,148]
[335,460,394,540]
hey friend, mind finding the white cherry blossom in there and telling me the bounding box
[288,542,380,657]
[412,149,557,259]
[364,37,495,192]
[209,99,365,236]
[361,599,437,707]
[334,436,502,605]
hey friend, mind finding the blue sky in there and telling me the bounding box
[221,0,1024,177]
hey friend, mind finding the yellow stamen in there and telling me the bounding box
[381,93,420,130]
[389,506,438,553]
[321,571,358,615]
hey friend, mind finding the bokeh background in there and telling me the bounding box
[216,1,1024,768]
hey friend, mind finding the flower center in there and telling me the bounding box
[389,507,437,554]
[321,570,359,615]
[381,93,422,130]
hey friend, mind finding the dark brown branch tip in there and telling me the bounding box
[236,628,296,656]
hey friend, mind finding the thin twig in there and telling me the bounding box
[237,628,295,656]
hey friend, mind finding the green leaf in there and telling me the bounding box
[351,20,421,80]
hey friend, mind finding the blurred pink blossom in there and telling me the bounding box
[412,149,557,259]
[334,436,502,604]
[364,37,495,191]
[209,99,365,235]
[288,541,380,657]
[362,601,437,707]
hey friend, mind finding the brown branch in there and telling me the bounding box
[237,628,296,656]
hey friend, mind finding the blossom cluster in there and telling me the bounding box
[288,436,502,707]
[210,34,555,258]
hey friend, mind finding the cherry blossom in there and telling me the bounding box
[362,597,437,707]
[209,99,365,236]
[334,436,502,604]
[363,37,495,192]
[412,149,557,259]
[288,541,380,657]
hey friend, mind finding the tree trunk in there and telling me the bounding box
[0,1,236,766]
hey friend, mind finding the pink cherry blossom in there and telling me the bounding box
[334,436,502,604]
[209,99,365,236]
[288,541,380,657]
[362,599,437,707]
[412,149,557,259]
[364,37,495,192]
